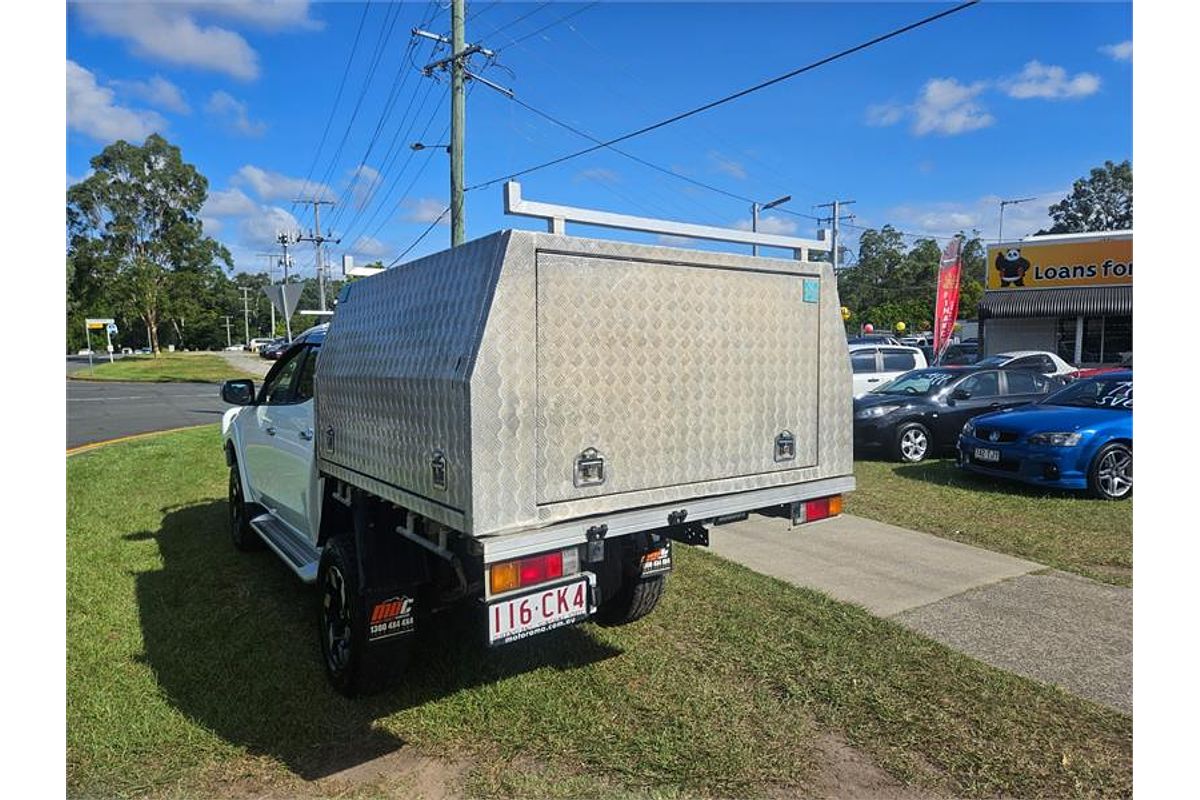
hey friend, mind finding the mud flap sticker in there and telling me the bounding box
[367,596,415,642]
[640,541,673,576]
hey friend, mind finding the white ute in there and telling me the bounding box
[221,187,855,695]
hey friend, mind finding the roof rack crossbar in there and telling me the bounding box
[504,181,829,261]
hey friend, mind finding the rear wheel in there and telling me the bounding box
[318,535,412,696]
[894,422,931,463]
[228,465,261,551]
[1089,443,1132,500]
[595,574,667,626]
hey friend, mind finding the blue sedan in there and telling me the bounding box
[957,371,1132,500]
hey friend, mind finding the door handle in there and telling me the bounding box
[867,378,880,383]
[299,429,314,441]
[265,426,276,436]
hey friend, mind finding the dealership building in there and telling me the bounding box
[979,230,1132,366]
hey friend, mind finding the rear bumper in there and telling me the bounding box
[478,474,856,564]
[957,434,1089,490]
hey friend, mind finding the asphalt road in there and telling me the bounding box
[67,379,229,448]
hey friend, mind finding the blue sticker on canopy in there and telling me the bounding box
[803,278,819,303]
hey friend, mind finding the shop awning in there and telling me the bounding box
[978,286,1132,320]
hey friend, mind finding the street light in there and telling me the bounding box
[411,142,451,153]
[751,194,791,256]
[998,196,1036,243]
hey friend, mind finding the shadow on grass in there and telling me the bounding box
[878,458,1094,502]
[131,501,621,781]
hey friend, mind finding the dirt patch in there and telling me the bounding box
[318,748,468,800]
[804,732,946,800]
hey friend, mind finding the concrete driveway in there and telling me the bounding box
[710,513,1131,714]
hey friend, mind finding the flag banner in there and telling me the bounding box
[932,238,963,360]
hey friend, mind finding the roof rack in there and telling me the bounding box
[504,181,829,261]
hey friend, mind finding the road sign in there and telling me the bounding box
[264,284,303,319]
[106,322,118,335]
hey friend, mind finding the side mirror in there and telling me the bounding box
[951,388,972,401]
[222,379,256,406]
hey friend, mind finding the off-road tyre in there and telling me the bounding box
[595,574,667,627]
[1088,442,1132,501]
[894,422,932,463]
[228,464,262,551]
[318,535,412,696]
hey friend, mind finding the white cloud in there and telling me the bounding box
[865,103,904,127]
[203,187,258,217]
[734,215,798,235]
[402,198,451,225]
[205,90,267,136]
[66,60,167,143]
[709,152,747,180]
[201,216,222,235]
[112,75,190,114]
[656,234,694,247]
[74,3,260,80]
[1002,61,1100,100]
[1099,40,1133,62]
[233,165,332,201]
[347,164,382,209]
[239,205,302,247]
[887,192,1060,240]
[575,167,620,184]
[912,78,994,136]
[350,236,388,259]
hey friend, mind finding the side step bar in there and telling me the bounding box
[250,512,319,584]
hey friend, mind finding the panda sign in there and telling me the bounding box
[985,232,1132,291]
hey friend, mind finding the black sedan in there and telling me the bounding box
[853,367,1060,462]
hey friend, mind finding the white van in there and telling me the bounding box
[849,343,928,398]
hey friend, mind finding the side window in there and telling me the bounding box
[959,371,1000,397]
[294,347,319,402]
[851,350,877,374]
[1008,356,1038,370]
[1037,355,1057,373]
[1004,370,1038,395]
[261,348,305,405]
[881,349,916,372]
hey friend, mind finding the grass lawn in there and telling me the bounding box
[847,458,1132,586]
[70,352,256,383]
[68,427,1131,799]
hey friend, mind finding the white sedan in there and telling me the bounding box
[971,350,1076,379]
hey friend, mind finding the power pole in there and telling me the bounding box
[223,315,234,348]
[275,232,297,341]
[255,253,280,336]
[239,286,252,346]
[414,2,508,249]
[294,199,339,310]
[817,199,856,273]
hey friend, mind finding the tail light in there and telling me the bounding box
[489,548,580,596]
[792,494,843,525]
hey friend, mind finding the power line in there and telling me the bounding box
[292,0,373,223]
[492,1,600,52]
[474,2,551,42]
[506,94,822,220]
[467,0,980,191]
[387,206,450,267]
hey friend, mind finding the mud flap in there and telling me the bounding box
[638,538,673,577]
[363,590,417,644]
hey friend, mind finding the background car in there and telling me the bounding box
[258,337,291,360]
[847,334,901,346]
[849,344,928,398]
[972,350,1076,379]
[958,371,1132,499]
[938,341,979,366]
[853,366,1059,462]
[246,337,275,352]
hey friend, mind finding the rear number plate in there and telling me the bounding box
[488,577,590,645]
[974,447,1001,463]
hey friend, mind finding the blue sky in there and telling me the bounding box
[66,1,1132,276]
